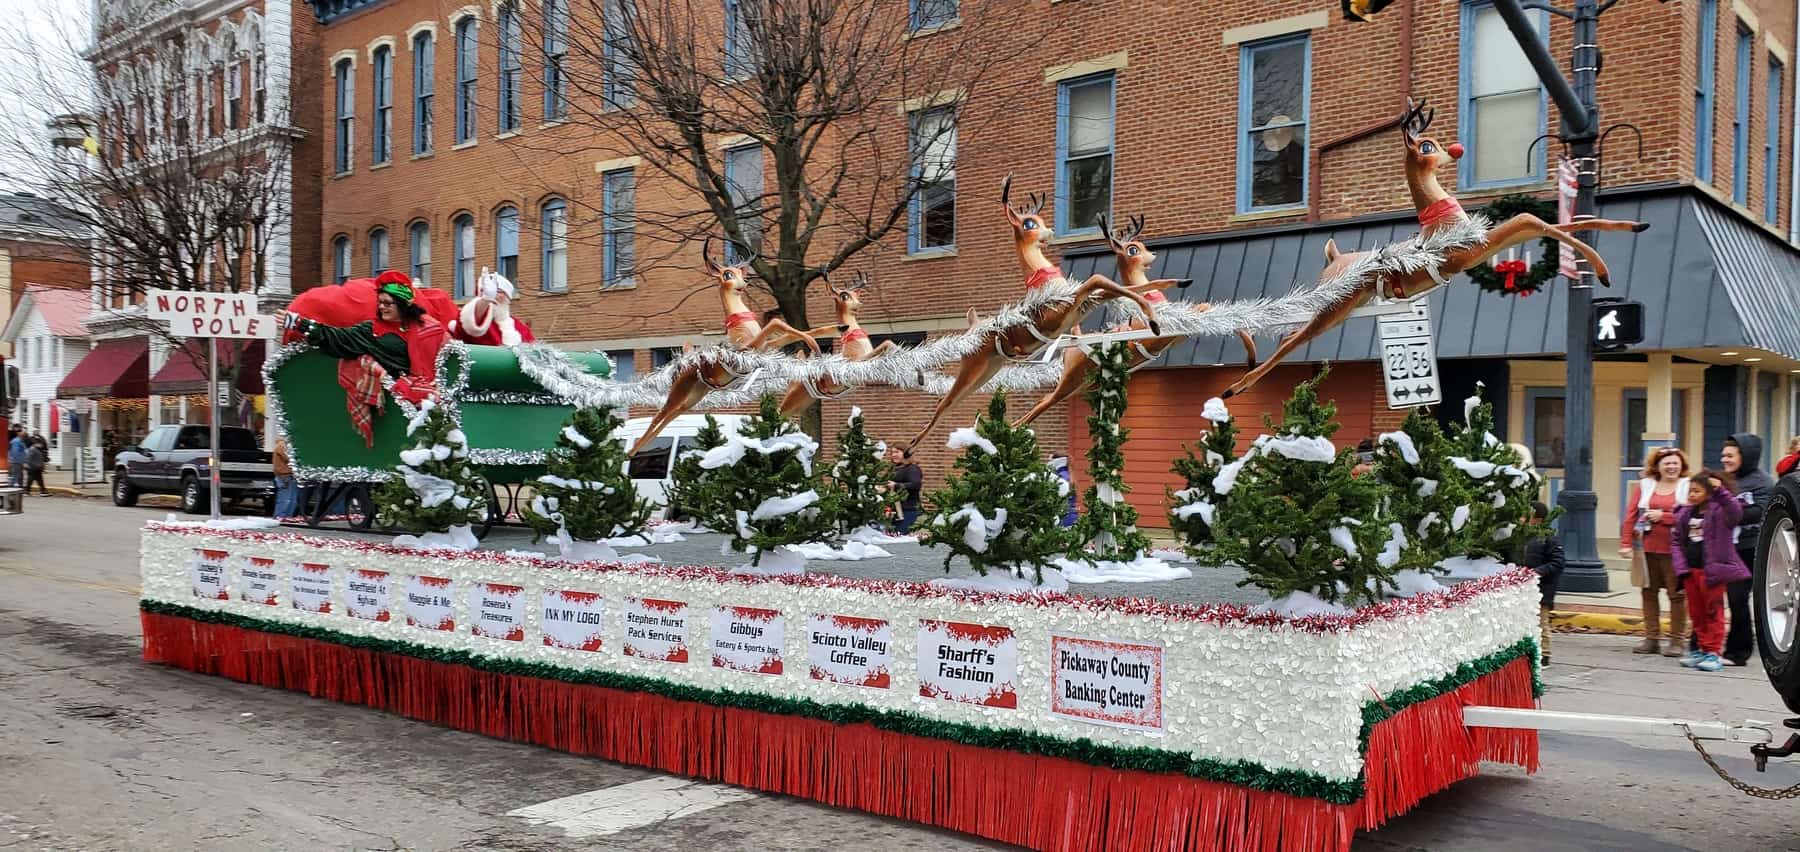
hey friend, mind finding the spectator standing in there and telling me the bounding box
[1049,456,1076,527]
[1620,447,1690,656]
[1670,471,1750,672]
[24,436,47,495]
[886,446,922,533]
[1519,501,1564,666]
[272,437,300,519]
[1721,434,1774,665]
[7,427,26,488]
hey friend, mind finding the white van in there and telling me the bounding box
[616,414,751,518]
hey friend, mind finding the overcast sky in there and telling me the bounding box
[0,0,93,192]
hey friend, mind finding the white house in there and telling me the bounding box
[2,285,95,466]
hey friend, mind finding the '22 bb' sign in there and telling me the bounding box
[1377,298,1441,409]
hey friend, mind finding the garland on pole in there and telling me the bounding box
[1072,342,1149,562]
[1169,397,1240,556]
[1463,194,1559,298]
[923,392,1073,583]
[828,407,898,535]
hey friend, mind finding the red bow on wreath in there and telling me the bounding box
[1493,258,1529,293]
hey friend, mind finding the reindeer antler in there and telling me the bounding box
[1401,97,1435,138]
[1099,212,1146,250]
[702,235,721,272]
[1002,171,1047,218]
[849,270,871,292]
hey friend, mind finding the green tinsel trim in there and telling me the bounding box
[142,599,1537,804]
[1359,636,1544,752]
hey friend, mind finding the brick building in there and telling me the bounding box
[0,192,91,361]
[307,0,1800,535]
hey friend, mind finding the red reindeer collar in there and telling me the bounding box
[724,311,758,330]
[1024,265,1061,290]
[840,327,869,346]
[1417,197,1465,227]
[1144,289,1168,304]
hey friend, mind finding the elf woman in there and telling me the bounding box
[1669,470,1752,673]
[284,276,447,444]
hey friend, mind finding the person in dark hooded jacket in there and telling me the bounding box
[1721,433,1775,665]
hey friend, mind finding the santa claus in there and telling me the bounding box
[449,268,536,346]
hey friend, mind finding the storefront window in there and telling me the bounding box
[1526,390,1565,468]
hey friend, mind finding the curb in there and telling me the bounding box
[1548,609,1669,636]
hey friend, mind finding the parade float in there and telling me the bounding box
[137,95,1655,851]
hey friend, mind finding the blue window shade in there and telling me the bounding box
[332,236,351,284]
[455,18,477,144]
[453,214,475,298]
[369,228,388,275]
[908,106,956,253]
[495,206,520,283]
[412,32,433,155]
[1236,36,1309,213]
[603,0,636,109]
[541,199,568,292]
[1734,24,1752,204]
[498,2,522,133]
[608,350,636,382]
[723,144,763,264]
[1458,2,1547,188]
[333,59,353,173]
[544,0,568,119]
[1696,0,1716,182]
[409,221,431,286]
[910,0,957,31]
[372,46,392,165]
[1768,59,1784,223]
[603,169,636,287]
[1055,73,1113,235]
[723,0,752,79]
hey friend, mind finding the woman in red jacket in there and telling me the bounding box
[1619,447,1691,656]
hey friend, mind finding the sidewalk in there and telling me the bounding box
[30,465,177,506]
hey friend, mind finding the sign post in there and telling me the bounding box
[146,290,275,520]
[1376,298,1441,409]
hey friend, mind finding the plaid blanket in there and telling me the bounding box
[336,355,387,447]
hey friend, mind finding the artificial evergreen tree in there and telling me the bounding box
[1370,407,1469,572]
[520,406,654,556]
[375,402,488,548]
[692,396,836,570]
[828,407,898,535]
[1445,389,1553,561]
[1208,368,1399,606]
[1169,396,1240,555]
[922,392,1072,583]
[666,414,728,523]
[1072,342,1150,562]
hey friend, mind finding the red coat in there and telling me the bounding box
[448,298,536,346]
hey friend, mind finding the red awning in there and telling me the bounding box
[148,339,267,395]
[57,338,150,399]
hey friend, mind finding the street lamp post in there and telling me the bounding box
[1491,0,1613,591]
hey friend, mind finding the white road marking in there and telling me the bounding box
[507,777,759,838]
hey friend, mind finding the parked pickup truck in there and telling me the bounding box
[112,424,275,514]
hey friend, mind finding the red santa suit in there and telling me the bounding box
[448,269,537,346]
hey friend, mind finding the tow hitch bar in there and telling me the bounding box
[1752,734,1800,772]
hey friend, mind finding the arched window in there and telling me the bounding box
[369,227,389,275]
[541,198,568,292]
[412,31,434,154]
[332,235,351,284]
[494,205,520,283]
[454,17,478,144]
[409,221,432,285]
[333,58,354,173]
[371,45,392,164]
[452,214,475,297]
[497,2,522,133]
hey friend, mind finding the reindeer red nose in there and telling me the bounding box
[1446,143,1465,160]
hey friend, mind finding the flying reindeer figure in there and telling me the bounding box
[1219,98,1649,399]
[776,270,904,418]
[627,238,820,455]
[903,174,1163,450]
[1011,213,1258,427]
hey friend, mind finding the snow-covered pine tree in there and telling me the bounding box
[1370,407,1469,572]
[828,406,898,535]
[666,414,728,523]
[1169,396,1239,555]
[520,406,654,559]
[922,392,1072,583]
[693,396,836,572]
[375,401,489,549]
[1208,368,1400,607]
[1445,388,1551,563]
[1072,341,1149,562]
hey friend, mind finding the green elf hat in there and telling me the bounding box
[375,270,415,302]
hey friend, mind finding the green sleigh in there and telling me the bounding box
[265,341,614,535]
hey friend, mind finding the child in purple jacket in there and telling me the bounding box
[1671,470,1752,672]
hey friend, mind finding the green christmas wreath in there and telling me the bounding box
[1464,194,1561,298]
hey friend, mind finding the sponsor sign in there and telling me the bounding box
[622,597,689,662]
[710,606,785,675]
[1048,634,1165,731]
[190,548,230,600]
[403,575,455,631]
[806,614,892,689]
[541,590,606,651]
[471,583,525,641]
[240,556,280,606]
[345,569,391,622]
[917,619,1018,709]
[290,562,333,613]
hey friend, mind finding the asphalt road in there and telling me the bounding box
[2,498,1797,851]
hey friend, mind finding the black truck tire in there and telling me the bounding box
[1753,478,1800,713]
[112,470,139,507]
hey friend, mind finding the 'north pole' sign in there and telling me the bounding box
[147,290,276,339]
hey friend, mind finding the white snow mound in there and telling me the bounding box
[1055,555,1193,584]
[930,566,1069,593]
[946,427,998,456]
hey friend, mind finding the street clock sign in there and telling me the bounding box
[1592,298,1644,352]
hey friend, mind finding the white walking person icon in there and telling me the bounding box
[1597,309,1620,341]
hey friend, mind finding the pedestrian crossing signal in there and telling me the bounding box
[1592,298,1643,352]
